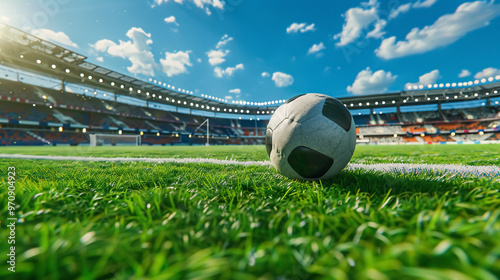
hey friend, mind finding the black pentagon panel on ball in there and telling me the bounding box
[322,98,352,132]
[265,129,273,158]
[288,146,334,179]
[285,94,306,104]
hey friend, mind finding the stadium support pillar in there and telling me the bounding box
[146,100,149,108]
[397,106,401,114]
[114,93,117,102]
[370,108,374,115]
[487,98,491,107]
[61,80,65,92]
[438,102,442,111]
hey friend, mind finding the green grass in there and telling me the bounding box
[0,145,499,280]
[2,143,500,165]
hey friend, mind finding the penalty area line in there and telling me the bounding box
[0,154,499,179]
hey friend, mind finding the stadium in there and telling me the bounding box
[1,22,500,146]
[1,1,500,279]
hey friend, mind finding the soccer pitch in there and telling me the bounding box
[1,145,499,279]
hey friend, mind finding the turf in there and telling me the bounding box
[2,143,500,165]
[0,145,499,280]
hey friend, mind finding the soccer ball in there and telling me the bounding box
[266,93,356,180]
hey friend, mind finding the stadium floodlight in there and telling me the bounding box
[415,99,419,102]
[51,64,56,69]
[83,128,87,133]
[392,100,396,104]
[157,133,160,136]
[403,100,407,103]
[474,80,479,84]
[439,83,444,87]
[481,78,487,83]
[65,69,70,73]
[59,127,63,132]
[118,130,122,135]
[452,83,456,87]
[488,77,494,82]
[20,54,24,58]
[468,81,473,86]
[435,97,439,100]
[99,79,103,83]
[80,73,85,77]
[496,75,500,80]
[350,103,354,107]
[458,82,463,87]
[474,93,478,97]
[88,76,93,80]
[111,82,115,86]
[454,96,458,99]
[152,94,156,97]
[37,59,42,64]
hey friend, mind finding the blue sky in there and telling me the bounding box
[2,0,500,104]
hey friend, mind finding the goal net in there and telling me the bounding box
[89,134,141,146]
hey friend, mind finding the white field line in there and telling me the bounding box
[1,154,499,179]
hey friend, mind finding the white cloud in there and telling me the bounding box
[207,49,229,66]
[286,22,315,34]
[96,57,104,62]
[347,67,397,95]
[0,15,10,22]
[197,58,202,63]
[272,72,294,87]
[153,0,184,6]
[214,63,244,78]
[261,72,270,78]
[307,42,326,55]
[152,0,223,15]
[164,16,179,26]
[229,88,241,94]
[334,0,379,46]
[459,69,471,78]
[406,69,440,88]
[31,28,78,48]
[413,0,438,9]
[376,1,500,59]
[216,34,233,49]
[225,95,233,100]
[474,67,500,79]
[160,50,192,77]
[366,19,387,39]
[389,3,411,19]
[93,27,156,76]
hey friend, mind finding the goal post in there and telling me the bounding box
[89,134,141,146]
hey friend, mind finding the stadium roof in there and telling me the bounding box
[1,22,499,116]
